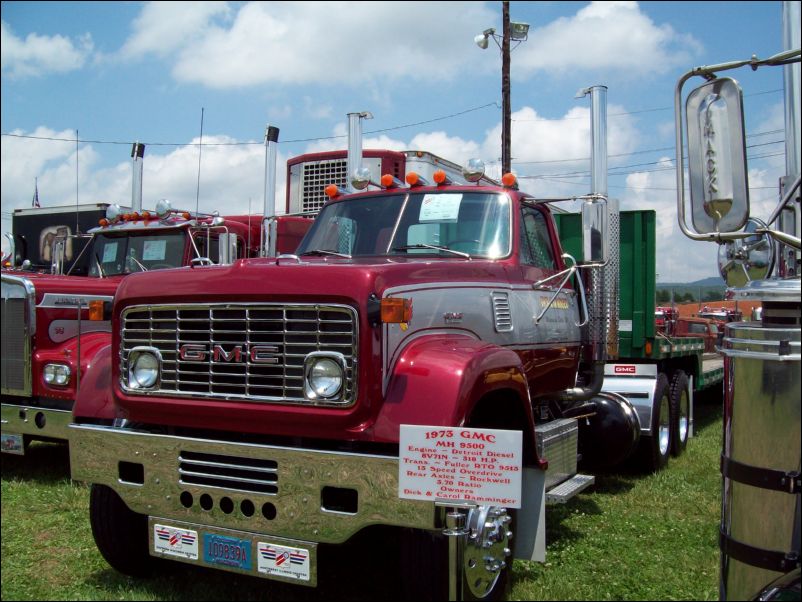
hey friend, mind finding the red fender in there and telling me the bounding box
[372,334,539,463]
[72,343,123,421]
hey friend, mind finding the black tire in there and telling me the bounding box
[400,510,513,601]
[669,370,690,457]
[636,372,672,472]
[90,484,152,576]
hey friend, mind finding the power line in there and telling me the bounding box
[0,102,498,148]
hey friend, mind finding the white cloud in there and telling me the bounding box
[0,20,93,78]
[118,1,231,60]
[515,1,703,76]
[118,1,496,88]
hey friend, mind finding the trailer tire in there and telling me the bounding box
[669,370,690,457]
[400,509,513,601]
[90,484,152,577]
[637,372,672,472]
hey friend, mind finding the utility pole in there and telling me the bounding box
[501,1,511,175]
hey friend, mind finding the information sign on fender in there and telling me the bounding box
[398,425,523,508]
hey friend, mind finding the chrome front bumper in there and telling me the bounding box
[69,424,435,545]
[1,403,72,443]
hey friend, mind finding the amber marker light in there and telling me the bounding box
[502,172,518,188]
[325,184,340,199]
[433,170,452,186]
[88,300,105,321]
[381,174,395,188]
[645,340,653,356]
[381,298,413,324]
[98,218,109,227]
[406,172,420,186]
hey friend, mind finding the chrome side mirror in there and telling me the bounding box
[685,77,749,233]
[581,197,608,265]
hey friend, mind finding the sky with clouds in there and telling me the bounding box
[1,1,794,282]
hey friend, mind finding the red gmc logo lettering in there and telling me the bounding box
[614,365,637,374]
[178,344,279,364]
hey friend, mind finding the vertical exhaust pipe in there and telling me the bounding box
[562,85,617,401]
[261,125,280,257]
[586,85,619,363]
[131,142,145,213]
[347,111,373,191]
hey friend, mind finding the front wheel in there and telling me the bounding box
[400,506,514,601]
[90,484,152,576]
[636,372,672,472]
[669,370,690,457]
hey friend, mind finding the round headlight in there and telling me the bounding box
[44,363,71,386]
[130,351,160,389]
[306,356,343,399]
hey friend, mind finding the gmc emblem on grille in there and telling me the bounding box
[178,344,280,364]
[614,365,637,374]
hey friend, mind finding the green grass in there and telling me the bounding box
[1,398,723,601]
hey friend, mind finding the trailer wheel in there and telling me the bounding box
[669,370,690,456]
[90,484,152,576]
[400,507,513,601]
[637,372,672,472]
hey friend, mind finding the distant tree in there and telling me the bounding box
[703,290,723,302]
[679,292,696,303]
[656,289,671,303]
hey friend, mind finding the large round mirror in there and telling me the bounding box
[718,217,774,287]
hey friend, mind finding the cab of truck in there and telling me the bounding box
[674,317,720,353]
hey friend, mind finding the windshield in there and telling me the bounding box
[296,191,511,258]
[88,232,187,276]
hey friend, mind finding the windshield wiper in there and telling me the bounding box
[300,249,352,259]
[392,244,471,259]
[94,253,105,278]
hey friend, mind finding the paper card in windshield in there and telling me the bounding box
[420,194,462,222]
[142,240,167,261]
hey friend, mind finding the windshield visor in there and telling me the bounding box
[297,191,511,258]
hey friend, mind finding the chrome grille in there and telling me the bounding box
[179,450,279,495]
[121,303,357,406]
[301,159,347,213]
[1,276,34,396]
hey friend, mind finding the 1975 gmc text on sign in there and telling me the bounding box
[398,426,523,508]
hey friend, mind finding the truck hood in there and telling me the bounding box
[114,257,516,307]
[2,270,122,304]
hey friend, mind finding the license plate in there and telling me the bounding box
[1,433,24,455]
[203,533,252,571]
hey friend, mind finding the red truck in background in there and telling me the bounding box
[1,133,310,455]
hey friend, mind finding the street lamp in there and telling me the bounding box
[475,1,529,175]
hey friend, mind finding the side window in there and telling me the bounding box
[520,208,557,270]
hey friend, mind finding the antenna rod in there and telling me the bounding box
[75,129,80,234]
[196,108,204,216]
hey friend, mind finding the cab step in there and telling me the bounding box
[546,474,595,504]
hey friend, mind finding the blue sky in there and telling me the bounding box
[1,1,793,281]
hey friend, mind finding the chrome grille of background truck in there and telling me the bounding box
[1,275,35,396]
[120,303,357,405]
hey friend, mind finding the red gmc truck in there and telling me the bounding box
[67,96,649,600]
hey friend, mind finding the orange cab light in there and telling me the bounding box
[433,170,452,185]
[381,174,395,188]
[130,212,141,221]
[502,172,518,188]
[182,212,192,220]
[381,297,413,324]
[406,172,420,186]
[324,184,341,199]
[99,218,109,227]
[141,211,151,220]
[88,300,105,322]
